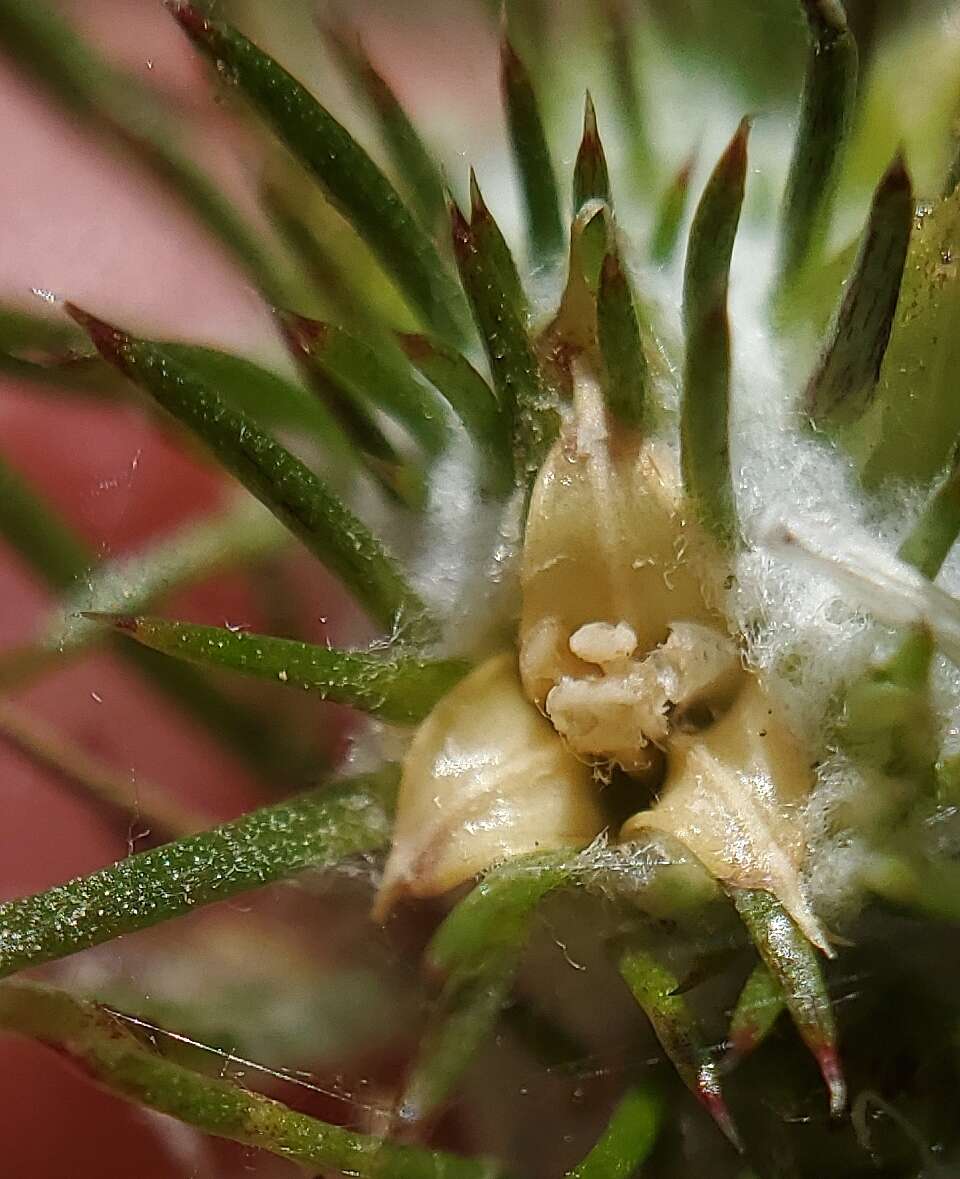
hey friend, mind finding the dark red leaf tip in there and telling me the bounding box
[168,2,213,43]
[78,611,139,633]
[813,1043,847,1118]
[274,309,328,355]
[696,1071,742,1152]
[63,304,129,366]
[396,333,432,362]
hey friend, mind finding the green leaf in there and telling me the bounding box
[95,614,470,725]
[0,0,288,304]
[397,332,514,498]
[573,92,612,212]
[322,19,446,232]
[860,184,960,486]
[0,981,503,1179]
[805,153,913,427]
[500,29,564,261]
[405,851,575,1121]
[67,305,436,643]
[171,5,468,344]
[618,947,740,1149]
[730,888,844,1117]
[841,627,936,785]
[681,118,750,548]
[4,496,285,674]
[400,953,517,1125]
[469,170,529,323]
[160,345,357,465]
[596,0,652,185]
[565,1086,662,1179]
[0,302,85,354]
[0,452,91,589]
[278,312,449,457]
[0,453,317,776]
[777,0,859,288]
[450,189,558,487]
[0,769,397,981]
[261,181,392,342]
[650,156,694,266]
[725,962,786,1064]
[898,452,960,580]
[597,245,650,430]
[0,702,204,841]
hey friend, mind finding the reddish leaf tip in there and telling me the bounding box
[274,309,328,355]
[697,1070,742,1152]
[396,332,433,362]
[582,90,599,142]
[63,304,129,365]
[814,1043,847,1117]
[448,194,473,257]
[168,2,213,42]
[78,611,139,633]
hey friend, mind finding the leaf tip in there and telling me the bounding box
[63,304,128,366]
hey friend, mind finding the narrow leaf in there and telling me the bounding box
[67,305,435,643]
[573,92,611,212]
[597,246,649,429]
[469,171,529,322]
[0,769,397,981]
[898,451,960,580]
[725,962,785,1064]
[860,183,960,486]
[401,850,578,1120]
[0,499,285,690]
[261,182,392,342]
[618,947,740,1149]
[0,702,203,840]
[0,452,91,588]
[500,30,564,261]
[778,0,859,287]
[565,1086,661,1179]
[171,5,468,344]
[400,953,517,1124]
[397,332,513,498]
[451,190,558,485]
[0,0,287,304]
[596,0,652,184]
[95,614,469,725]
[0,454,309,777]
[651,156,694,266]
[278,312,449,457]
[681,119,750,548]
[731,888,845,1116]
[322,20,446,231]
[0,981,500,1179]
[805,153,913,426]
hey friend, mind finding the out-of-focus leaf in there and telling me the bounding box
[171,5,469,344]
[859,186,960,486]
[500,29,564,261]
